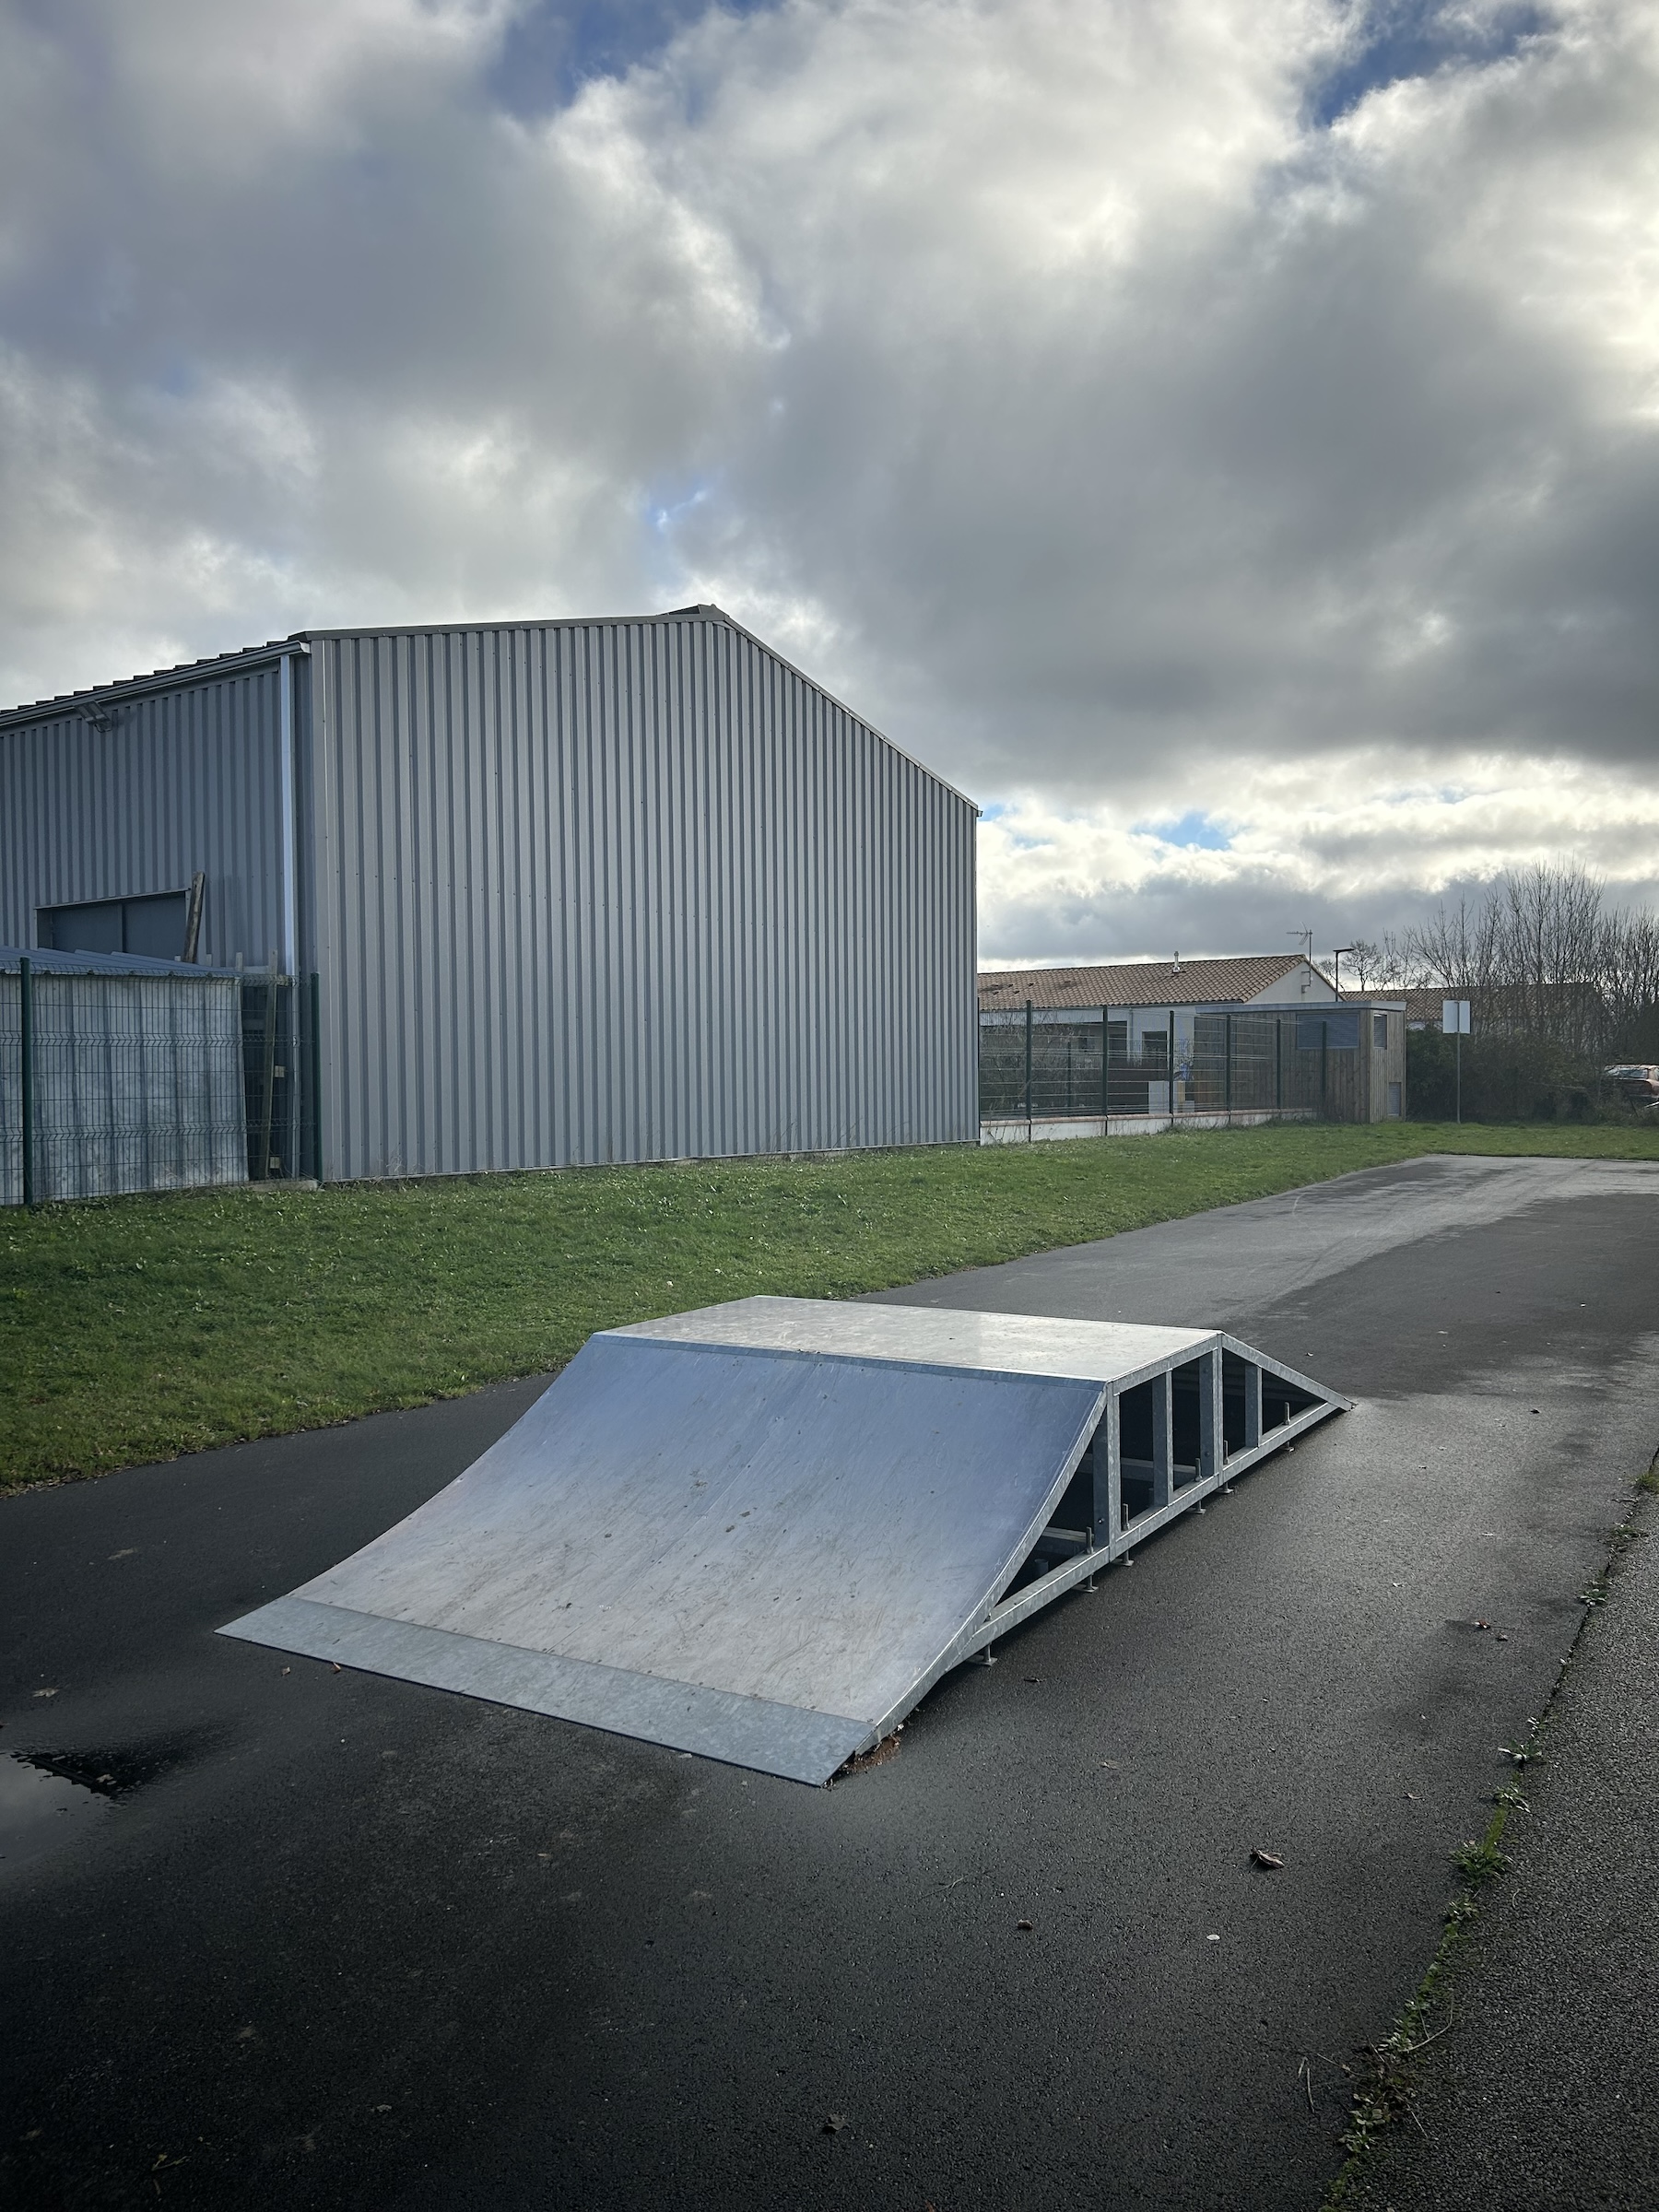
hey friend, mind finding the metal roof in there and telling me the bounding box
[0,605,977,808]
[978,954,1325,1011]
[0,944,243,979]
[0,640,309,727]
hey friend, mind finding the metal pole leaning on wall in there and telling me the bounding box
[19,956,35,1207]
[309,974,324,1184]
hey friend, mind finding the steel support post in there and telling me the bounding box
[19,955,35,1207]
[1091,1394,1120,1546]
[1199,1347,1222,1482]
[1151,1370,1172,1511]
[1244,1360,1263,1452]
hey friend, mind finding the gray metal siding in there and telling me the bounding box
[310,617,977,1180]
[0,666,288,970]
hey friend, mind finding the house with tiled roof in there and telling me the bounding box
[977,953,1336,1013]
[977,953,1405,1134]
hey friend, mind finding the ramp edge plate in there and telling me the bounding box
[218,1596,870,1785]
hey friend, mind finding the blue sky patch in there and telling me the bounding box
[1310,0,1551,128]
[646,477,712,536]
[1141,811,1233,852]
[488,0,780,116]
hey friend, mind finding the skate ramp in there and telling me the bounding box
[221,1298,1347,1783]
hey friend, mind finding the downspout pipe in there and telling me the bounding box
[277,650,299,982]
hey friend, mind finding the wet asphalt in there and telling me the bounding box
[1344,1439,1659,2212]
[3,1152,1657,2211]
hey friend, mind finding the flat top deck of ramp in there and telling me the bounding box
[617,1298,1211,1382]
[222,1299,1346,1783]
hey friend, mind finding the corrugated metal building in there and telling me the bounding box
[1,607,979,1182]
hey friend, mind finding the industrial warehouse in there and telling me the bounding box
[0,607,979,1196]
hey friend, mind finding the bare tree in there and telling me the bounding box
[1404,863,1659,1063]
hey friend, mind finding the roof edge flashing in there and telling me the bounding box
[1,639,311,730]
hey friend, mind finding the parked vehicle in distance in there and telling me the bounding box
[1604,1064,1659,1108]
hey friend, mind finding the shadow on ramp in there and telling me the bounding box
[221,1300,1348,1783]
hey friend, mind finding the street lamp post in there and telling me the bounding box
[1332,946,1354,1001]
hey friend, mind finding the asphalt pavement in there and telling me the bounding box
[4,1151,1657,2211]
[1345,1456,1659,2212]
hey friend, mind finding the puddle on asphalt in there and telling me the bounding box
[0,1741,193,1877]
[0,1753,113,1874]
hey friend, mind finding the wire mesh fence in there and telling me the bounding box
[979,1006,1368,1124]
[1,962,321,1206]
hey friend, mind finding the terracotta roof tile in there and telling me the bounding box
[977,955,1318,1011]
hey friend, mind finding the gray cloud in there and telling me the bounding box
[1,0,1654,959]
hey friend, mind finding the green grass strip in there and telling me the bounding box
[4,1119,1657,1490]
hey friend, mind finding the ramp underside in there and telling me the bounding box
[224,1335,1104,1783]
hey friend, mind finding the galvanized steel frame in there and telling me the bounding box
[852,1334,1346,1749]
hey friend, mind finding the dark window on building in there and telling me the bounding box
[41,892,189,959]
[1372,1013,1389,1049]
[1296,1010,1359,1050]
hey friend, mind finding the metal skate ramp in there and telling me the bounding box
[220,1298,1348,1783]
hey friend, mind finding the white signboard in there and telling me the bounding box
[1442,999,1471,1034]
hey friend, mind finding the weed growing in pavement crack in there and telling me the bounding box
[1321,1472,1656,2209]
[1452,1834,1510,1886]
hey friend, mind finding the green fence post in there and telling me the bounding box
[1168,1010,1176,1116]
[1100,1006,1110,1124]
[19,956,35,1207]
[1024,999,1033,1129]
[1224,1010,1233,1117]
[309,973,324,1183]
[258,971,278,1180]
[1321,1018,1329,1117]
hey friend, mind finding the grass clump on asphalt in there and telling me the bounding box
[4,1117,1658,1490]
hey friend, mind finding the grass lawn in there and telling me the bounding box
[4,1119,1657,1490]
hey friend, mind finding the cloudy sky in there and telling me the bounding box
[3,0,1655,962]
